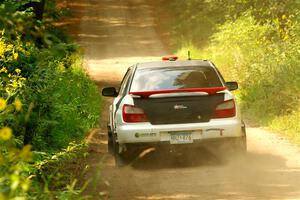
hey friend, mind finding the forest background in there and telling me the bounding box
[0,0,101,199]
[166,0,300,143]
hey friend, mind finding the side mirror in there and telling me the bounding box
[226,82,238,91]
[102,87,118,97]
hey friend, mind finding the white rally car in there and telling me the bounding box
[102,57,246,166]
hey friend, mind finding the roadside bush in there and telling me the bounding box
[0,100,32,200]
[170,0,300,48]
[21,44,100,150]
[174,7,300,141]
[0,118,88,199]
[1,37,101,151]
[0,0,101,199]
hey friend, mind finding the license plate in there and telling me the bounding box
[170,132,193,144]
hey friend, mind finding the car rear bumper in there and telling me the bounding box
[116,118,245,144]
[124,136,245,151]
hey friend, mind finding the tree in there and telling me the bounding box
[18,0,46,20]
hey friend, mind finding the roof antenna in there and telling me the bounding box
[188,50,191,60]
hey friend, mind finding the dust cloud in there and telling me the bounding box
[65,0,300,199]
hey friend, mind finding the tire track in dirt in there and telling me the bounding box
[65,0,300,199]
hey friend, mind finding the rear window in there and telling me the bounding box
[130,66,223,92]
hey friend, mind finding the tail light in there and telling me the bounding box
[122,104,148,123]
[213,100,236,118]
[162,56,178,61]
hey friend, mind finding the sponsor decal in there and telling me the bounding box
[206,128,225,136]
[174,104,188,110]
[135,132,157,138]
[198,129,203,135]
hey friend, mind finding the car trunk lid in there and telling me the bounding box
[131,88,225,125]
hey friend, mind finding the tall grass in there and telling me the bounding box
[0,1,102,199]
[173,8,300,143]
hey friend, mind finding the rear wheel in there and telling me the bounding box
[107,125,114,154]
[218,137,247,162]
[112,139,136,167]
[238,121,247,154]
[234,136,247,155]
[113,146,138,167]
[114,152,128,167]
[112,141,125,167]
[108,133,114,154]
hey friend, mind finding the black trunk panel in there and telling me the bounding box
[133,94,225,125]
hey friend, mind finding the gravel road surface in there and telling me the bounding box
[66,0,300,199]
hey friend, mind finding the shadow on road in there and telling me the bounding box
[129,147,292,171]
[64,0,167,60]
[130,147,223,170]
[111,150,300,200]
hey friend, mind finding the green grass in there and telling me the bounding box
[176,37,300,144]
[0,1,102,198]
[268,111,300,145]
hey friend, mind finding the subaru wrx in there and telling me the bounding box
[102,57,246,166]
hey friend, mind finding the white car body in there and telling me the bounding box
[114,92,243,144]
[103,58,246,165]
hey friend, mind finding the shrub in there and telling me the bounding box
[176,12,300,141]
[0,100,32,199]
[0,0,102,198]
[1,35,101,151]
[170,0,300,48]
[23,48,101,150]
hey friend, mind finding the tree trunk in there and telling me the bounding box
[19,0,46,20]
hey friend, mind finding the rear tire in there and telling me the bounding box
[107,125,114,154]
[113,143,125,167]
[112,138,135,167]
[108,133,114,155]
[114,148,136,167]
[234,136,247,155]
[113,144,139,167]
[218,137,247,162]
[114,152,128,167]
[238,121,247,154]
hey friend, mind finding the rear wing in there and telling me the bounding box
[129,87,226,98]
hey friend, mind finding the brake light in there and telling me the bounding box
[122,104,148,123]
[162,56,178,61]
[213,100,236,118]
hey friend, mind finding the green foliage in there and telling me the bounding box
[0,0,71,48]
[0,99,31,199]
[20,46,100,150]
[0,0,101,199]
[170,0,300,47]
[270,109,300,144]
[0,134,32,199]
[0,126,88,199]
[1,37,101,151]
[173,1,300,143]
[30,142,89,200]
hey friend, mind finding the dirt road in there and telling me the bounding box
[66,0,300,199]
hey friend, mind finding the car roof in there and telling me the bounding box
[135,60,213,69]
